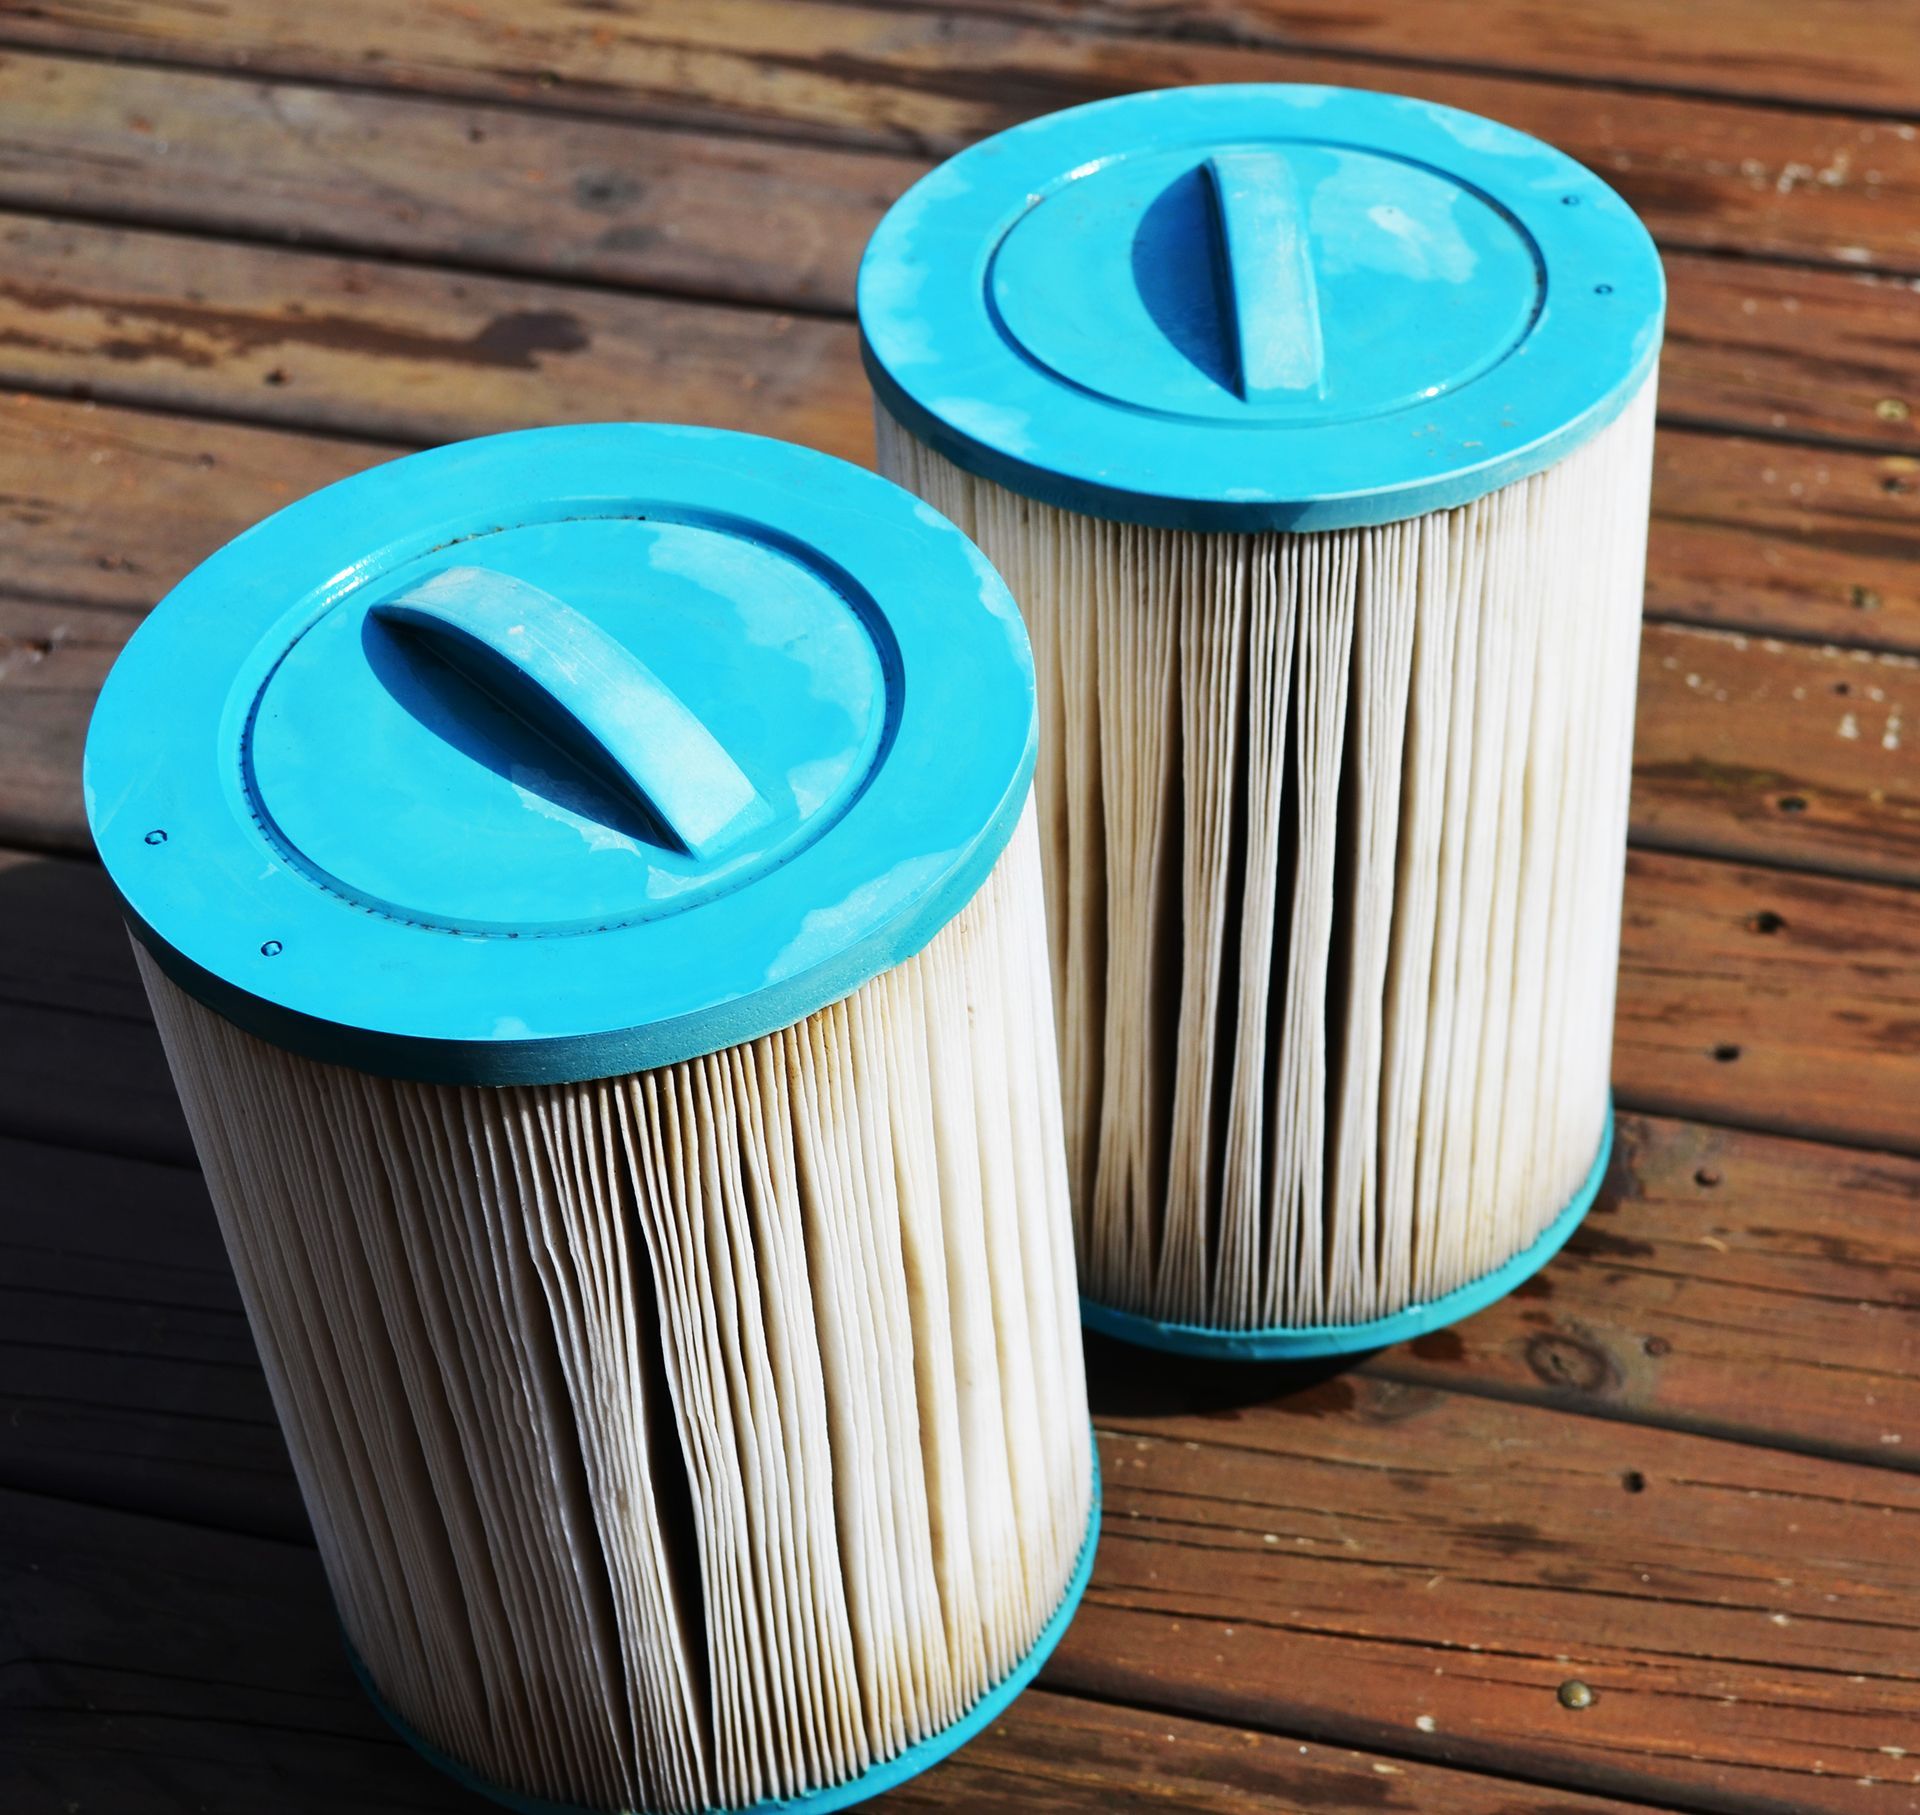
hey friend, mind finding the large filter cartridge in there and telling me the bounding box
[861,85,1665,1358]
[84,426,1097,1814]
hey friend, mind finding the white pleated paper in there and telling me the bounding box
[878,376,1656,1331]
[137,805,1092,1815]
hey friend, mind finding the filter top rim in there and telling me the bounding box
[84,424,1037,1085]
[858,84,1665,530]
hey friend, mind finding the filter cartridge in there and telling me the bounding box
[860,85,1665,1357]
[84,425,1098,1812]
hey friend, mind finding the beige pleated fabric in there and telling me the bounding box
[878,375,1656,1332]
[136,804,1091,1815]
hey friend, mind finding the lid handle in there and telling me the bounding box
[371,565,772,862]
[1202,150,1327,402]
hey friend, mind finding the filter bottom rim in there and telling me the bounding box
[343,1432,1103,1814]
[1080,1103,1614,1360]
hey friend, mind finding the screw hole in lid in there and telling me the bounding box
[1595,283,1614,295]
[1561,193,1580,205]
[144,828,167,846]
[261,939,284,957]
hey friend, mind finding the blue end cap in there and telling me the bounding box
[859,85,1666,531]
[1080,1104,1614,1359]
[345,1438,1102,1815]
[84,425,1038,1085]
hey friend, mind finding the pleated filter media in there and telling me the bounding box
[85,426,1097,1814]
[861,85,1667,1357]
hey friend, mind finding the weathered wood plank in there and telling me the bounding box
[1616,847,1920,1154]
[1374,1114,1920,1468]
[0,846,190,1164]
[0,393,384,613]
[0,1485,1650,1815]
[0,212,1912,484]
[1069,1399,1920,1813]
[0,48,916,312]
[0,213,874,457]
[0,1134,296,1540]
[1663,256,1920,451]
[3,0,1915,164]
[0,593,131,853]
[1649,436,1920,652]
[3,46,1918,302]
[1634,622,1920,885]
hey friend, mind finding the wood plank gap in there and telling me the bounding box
[1643,610,1920,666]
[1035,1678,1731,1815]
[0,196,860,325]
[1624,826,1920,896]
[818,0,1920,127]
[1357,1358,1920,1479]
[1656,410,1920,467]
[0,28,921,163]
[0,375,427,455]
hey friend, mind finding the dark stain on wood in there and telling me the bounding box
[0,271,593,370]
[1524,1331,1618,1396]
[1407,1329,1466,1364]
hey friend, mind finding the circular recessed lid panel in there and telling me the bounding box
[84,425,1037,1084]
[859,85,1665,530]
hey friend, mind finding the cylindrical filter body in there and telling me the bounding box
[860,86,1665,1356]
[85,426,1097,1813]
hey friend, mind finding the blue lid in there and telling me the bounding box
[859,85,1666,531]
[83,425,1037,1085]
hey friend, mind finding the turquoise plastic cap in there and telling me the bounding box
[83,425,1038,1086]
[859,85,1666,531]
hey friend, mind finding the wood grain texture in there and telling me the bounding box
[1616,848,1920,1153]
[0,392,384,612]
[0,212,873,454]
[1070,1398,1920,1813]
[0,1133,296,1539]
[4,0,1917,174]
[0,845,191,1164]
[1374,1114,1920,1468]
[1634,622,1920,884]
[3,46,1920,294]
[1649,435,1920,651]
[0,593,134,852]
[1662,257,1920,451]
[0,1483,1655,1815]
[0,48,916,311]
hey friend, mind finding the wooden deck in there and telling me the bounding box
[2,4,1918,1810]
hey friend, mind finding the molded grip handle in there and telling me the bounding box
[1202,150,1326,402]
[372,565,771,861]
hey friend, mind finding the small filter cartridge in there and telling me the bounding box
[861,85,1665,1357]
[84,425,1097,1813]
